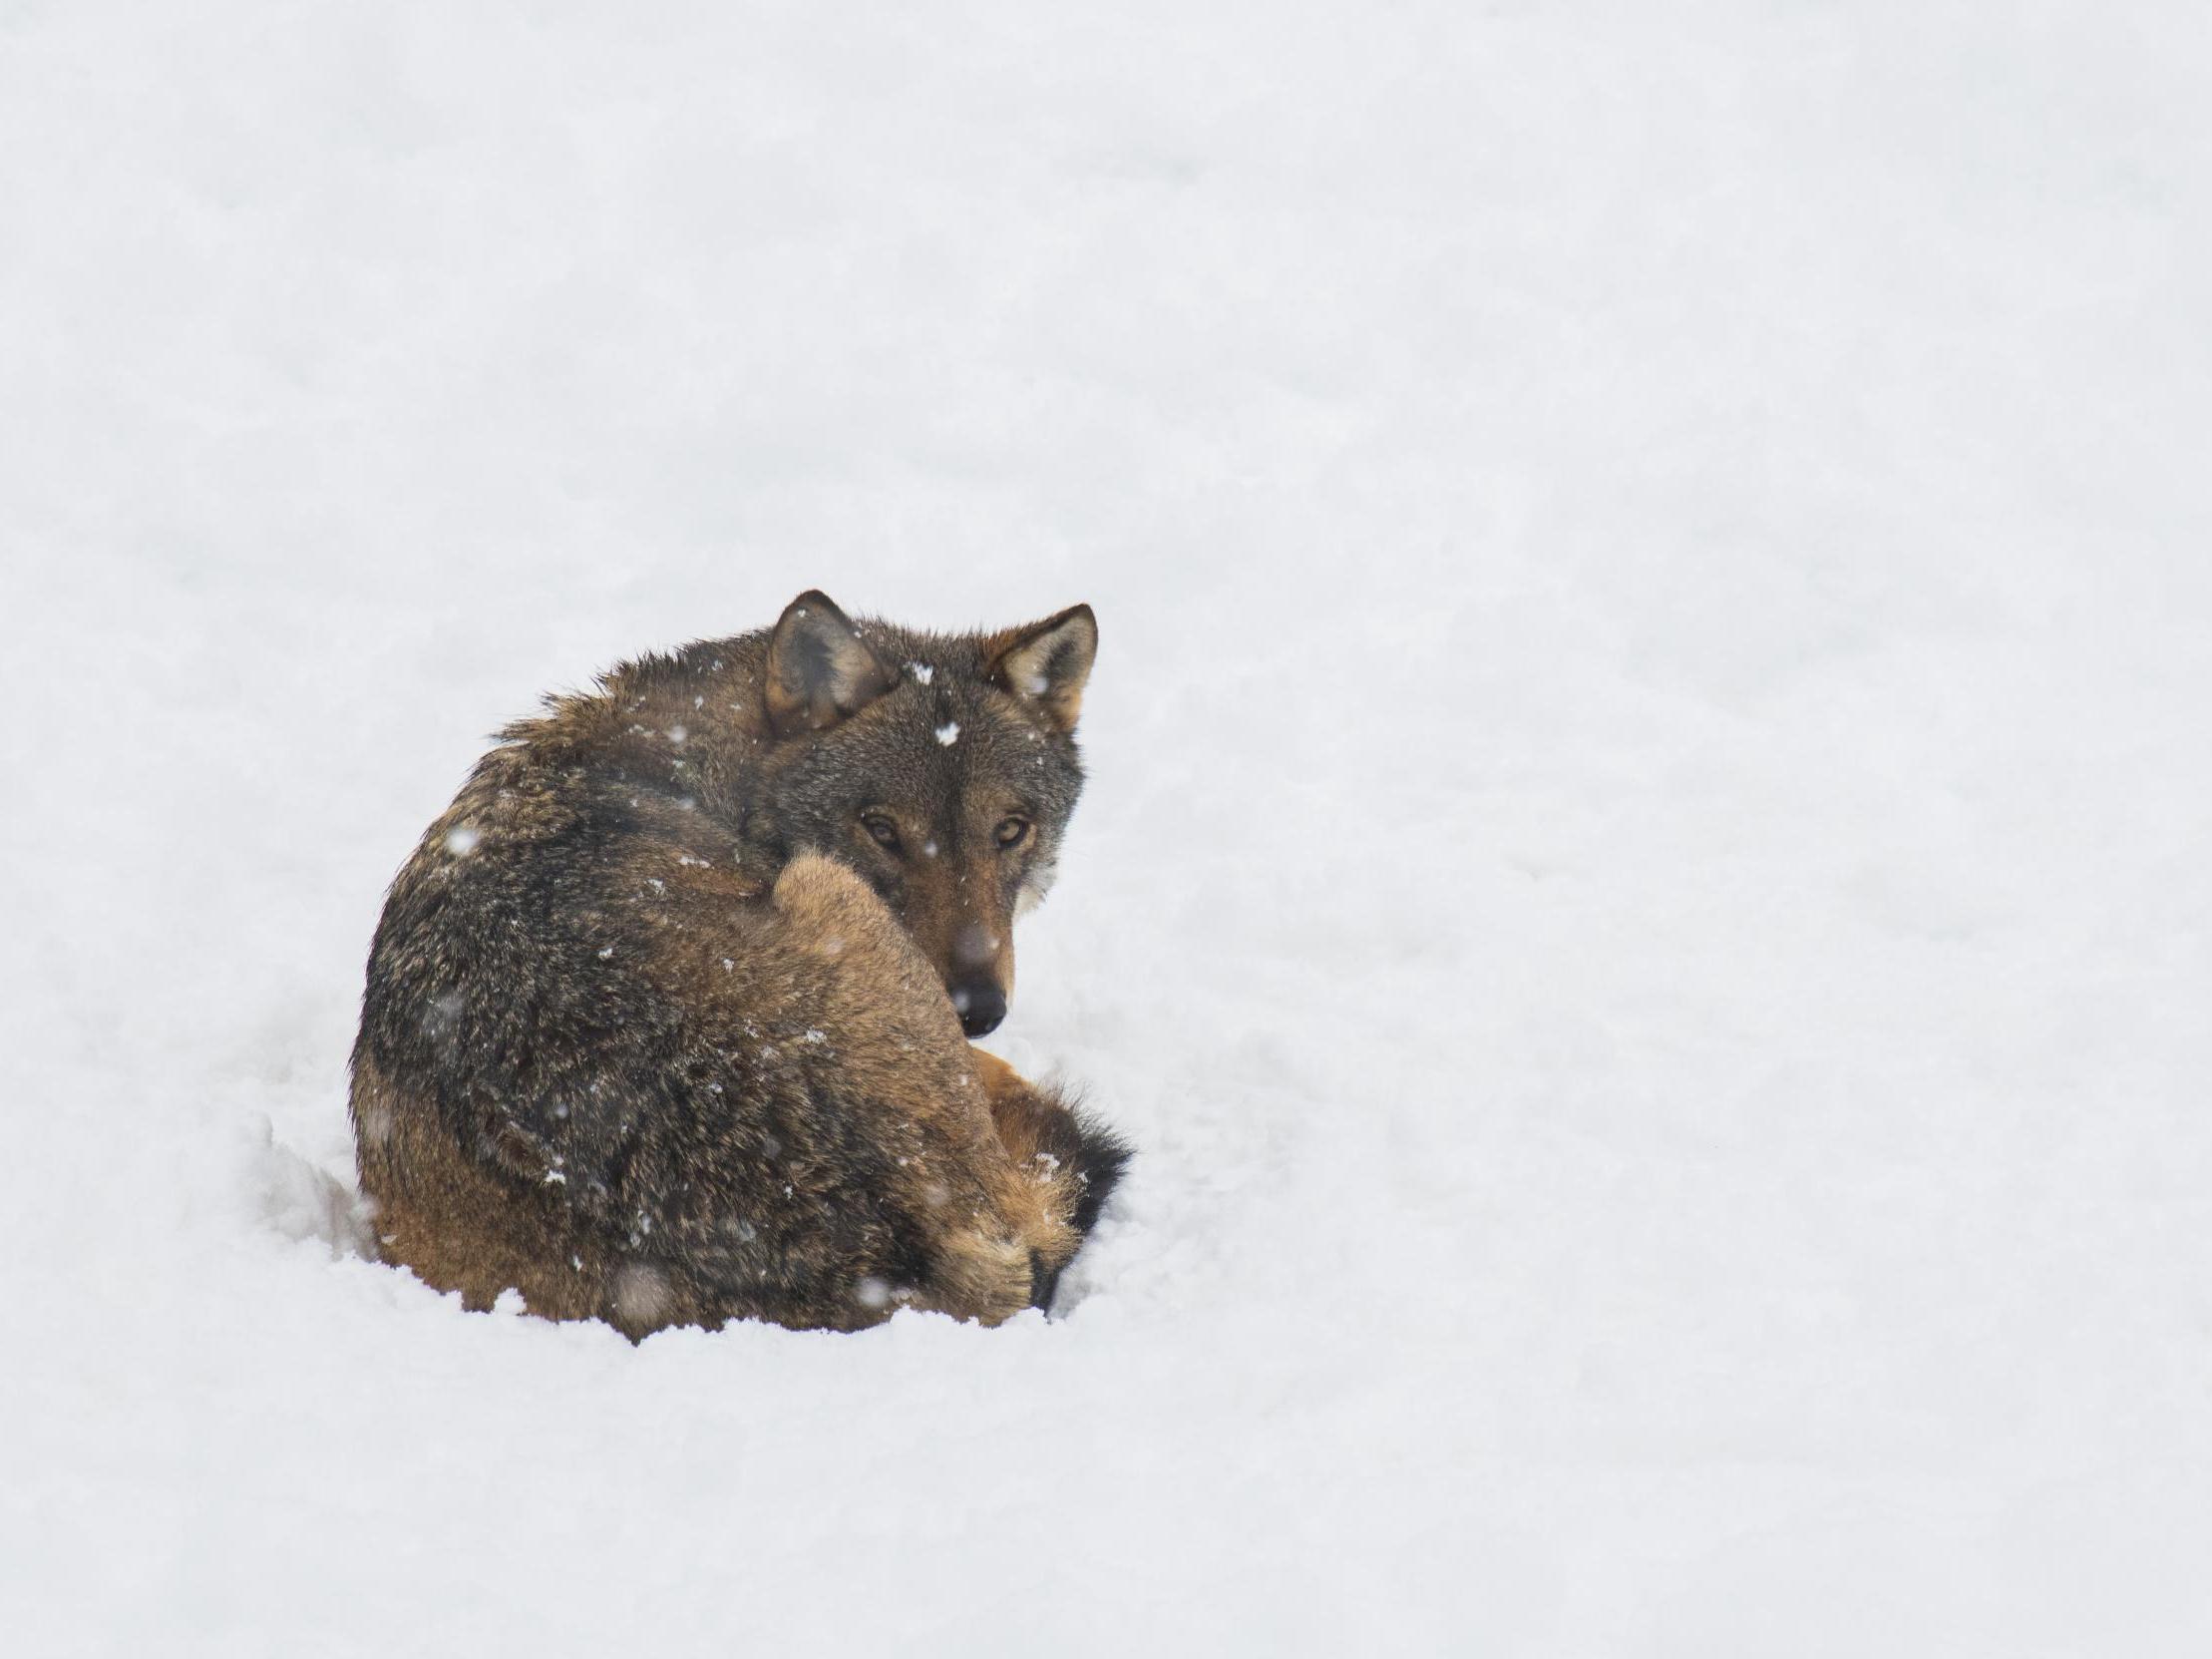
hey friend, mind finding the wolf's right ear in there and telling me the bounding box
[765,592,897,736]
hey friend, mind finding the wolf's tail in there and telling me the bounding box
[1008,1081,1131,1312]
[996,1075,1130,1239]
[1060,1102,1133,1238]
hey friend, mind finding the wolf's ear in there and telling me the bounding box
[765,591,897,736]
[988,605,1097,734]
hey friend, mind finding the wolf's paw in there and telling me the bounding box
[924,1230,1037,1327]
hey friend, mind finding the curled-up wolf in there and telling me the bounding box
[349,592,1127,1339]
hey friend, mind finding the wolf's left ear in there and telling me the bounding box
[988,605,1097,734]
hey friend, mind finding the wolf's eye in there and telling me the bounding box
[994,817,1030,850]
[861,813,903,853]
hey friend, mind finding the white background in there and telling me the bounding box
[4,3,2209,1653]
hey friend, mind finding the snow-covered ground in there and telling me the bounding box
[6,3,2211,1652]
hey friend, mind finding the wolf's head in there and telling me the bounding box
[743,591,1096,1037]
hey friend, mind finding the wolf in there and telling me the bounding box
[348,592,1128,1339]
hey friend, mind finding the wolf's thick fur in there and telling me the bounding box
[349,593,1128,1339]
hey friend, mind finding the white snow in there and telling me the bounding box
[5,3,2212,1655]
[935,720,961,745]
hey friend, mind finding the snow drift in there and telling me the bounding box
[4,2,2209,1653]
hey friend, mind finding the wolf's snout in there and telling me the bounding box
[949,980,1007,1037]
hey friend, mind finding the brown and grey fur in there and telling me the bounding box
[350,593,1127,1339]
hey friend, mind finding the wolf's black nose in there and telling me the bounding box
[951,982,1006,1037]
